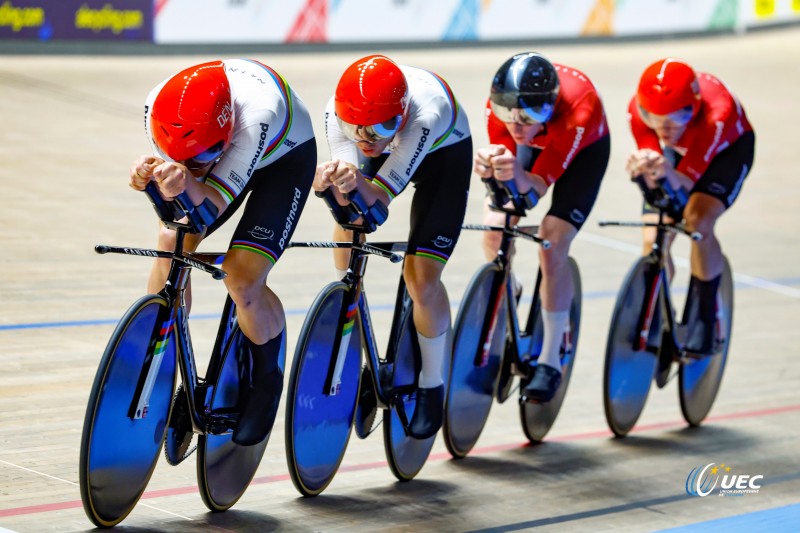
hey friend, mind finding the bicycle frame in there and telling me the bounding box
[291,229,409,411]
[600,209,702,361]
[98,183,228,434]
[465,213,549,376]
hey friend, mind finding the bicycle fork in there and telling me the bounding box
[129,312,177,420]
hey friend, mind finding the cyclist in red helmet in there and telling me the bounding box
[315,54,473,439]
[627,57,755,356]
[129,59,317,446]
[474,52,610,402]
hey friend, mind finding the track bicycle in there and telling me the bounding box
[284,188,444,496]
[600,177,733,437]
[442,178,582,458]
[79,183,275,527]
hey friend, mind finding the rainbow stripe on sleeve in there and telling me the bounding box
[371,174,398,200]
[429,72,458,150]
[205,173,237,204]
[245,59,294,161]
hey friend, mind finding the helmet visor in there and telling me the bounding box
[183,140,226,170]
[638,104,694,129]
[337,114,403,142]
[490,100,553,126]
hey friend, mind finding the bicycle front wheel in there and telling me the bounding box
[79,295,177,528]
[198,322,270,512]
[520,257,582,443]
[679,256,734,426]
[384,294,445,481]
[285,282,361,496]
[603,257,659,437]
[443,262,505,459]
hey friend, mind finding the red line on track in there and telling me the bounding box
[2,403,798,518]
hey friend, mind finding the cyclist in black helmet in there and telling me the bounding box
[474,53,610,402]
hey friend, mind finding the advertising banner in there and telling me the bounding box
[154,0,313,44]
[0,0,152,41]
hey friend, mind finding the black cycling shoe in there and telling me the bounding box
[408,384,444,440]
[232,369,284,446]
[682,275,721,357]
[523,364,562,403]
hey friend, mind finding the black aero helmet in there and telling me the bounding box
[490,52,560,124]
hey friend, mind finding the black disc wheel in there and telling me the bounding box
[520,257,582,443]
[443,262,505,458]
[679,257,734,426]
[79,295,177,527]
[285,282,362,496]
[603,257,660,437]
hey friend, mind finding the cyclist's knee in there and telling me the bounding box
[404,259,444,306]
[222,255,271,306]
[157,225,177,248]
[684,194,724,234]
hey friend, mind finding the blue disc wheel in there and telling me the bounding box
[443,263,505,459]
[198,319,271,512]
[384,296,445,481]
[285,282,362,496]
[520,257,582,443]
[603,257,660,437]
[79,295,177,528]
[679,256,733,426]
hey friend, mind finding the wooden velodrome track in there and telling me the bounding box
[1,26,799,533]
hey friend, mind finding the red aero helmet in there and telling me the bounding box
[636,58,701,116]
[150,61,234,163]
[335,55,408,126]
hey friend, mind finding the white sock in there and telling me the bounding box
[335,268,348,280]
[538,310,570,370]
[509,270,523,301]
[417,330,448,388]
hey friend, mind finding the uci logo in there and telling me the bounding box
[686,463,764,497]
[433,236,452,249]
[249,226,274,240]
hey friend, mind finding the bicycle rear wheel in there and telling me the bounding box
[80,295,177,528]
[197,310,271,512]
[285,282,361,496]
[679,257,733,426]
[603,257,660,437]
[443,262,505,459]
[384,291,447,481]
[520,257,582,443]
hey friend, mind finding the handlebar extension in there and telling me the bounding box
[482,177,539,213]
[144,182,218,234]
[633,175,688,219]
[316,187,388,233]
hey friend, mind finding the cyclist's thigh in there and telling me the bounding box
[227,140,316,266]
[690,131,755,210]
[407,138,472,264]
[546,135,610,231]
